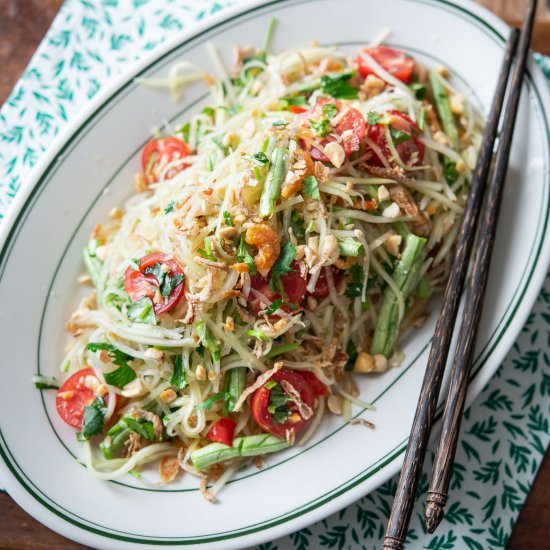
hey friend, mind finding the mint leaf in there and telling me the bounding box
[320,71,359,99]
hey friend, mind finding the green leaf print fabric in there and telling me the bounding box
[0,1,549,548]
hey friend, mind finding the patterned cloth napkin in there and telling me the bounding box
[1,1,549,548]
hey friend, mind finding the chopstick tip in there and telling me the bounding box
[424,493,446,534]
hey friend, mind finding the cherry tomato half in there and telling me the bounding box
[141,137,192,184]
[56,368,114,429]
[366,110,425,167]
[206,418,236,447]
[289,105,307,114]
[251,369,316,438]
[309,267,344,300]
[303,99,366,163]
[357,46,414,83]
[297,371,329,397]
[248,261,308,317]
[123,252,185,315]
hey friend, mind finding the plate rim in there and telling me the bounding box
[0,0,549,548]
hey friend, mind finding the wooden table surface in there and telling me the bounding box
[0,0,549,548]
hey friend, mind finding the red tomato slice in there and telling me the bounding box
[206,418,236,446]
[141,137,192,183]
[302,99,366,163]
[248,262,307,317]
[251,369,316,438]
[309,267,344,300]
[123,252,185,315]
[56,368,113,429]
[297,371,328,397]
[357,46,414,83]
[289,105,307,114]
[366,110,425,167]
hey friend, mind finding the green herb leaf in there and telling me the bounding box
[143,262,165,286]
[164,201,176,214]
[411,82,427,100]
[249,151,269,165]
[302,175,321,201]
[338,239,364,257]
[322,102,339,120]
[236,235,257,275]
[308,118,330,137]
[212,136,229,155]
[195,391,230,411]
[267,382,292,424]
[280,96,307,107]
[290,211,305,240]
[86,343,132,369]
[389,127,412,145]
[270,242,296,292]
[264,380,277,390]
[179,122,190,143]
[320,71,359,99]
[170,355,187,388]
[202,106,216,118]
[81,397,106,440]
[442,158,459,185]
[104,365,137,388]
[223,211,233,226]
[273,120,287,127]
[344,341,358,372]
[160,273,184,299]
[127,297,156,325]
[195,321,221,362]
[33,376,60,390]
[367,111,382,125]
[122,417,158,441]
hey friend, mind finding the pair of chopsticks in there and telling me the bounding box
[382,1,539,548]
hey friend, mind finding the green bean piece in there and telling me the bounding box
[258,147,287,218]
[371,234,427,356]
[100,425,131,460]
[225,367,246,412]
[429,71,459,149]
[416,274,433,298]
[191,434,289,470]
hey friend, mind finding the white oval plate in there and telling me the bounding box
[0,0,549,548]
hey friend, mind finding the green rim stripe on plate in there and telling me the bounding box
[0,0,548,544]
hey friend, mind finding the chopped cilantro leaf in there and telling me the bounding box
[170,355,187,388]
[223,211,233,226]
[122,417,158,441]
[302,175,321,200]
[195,391,231,410]
[249,151,269,165]
[280,96,307,107]
[160,273,184,299]
[267,382,292,424]
[308,118,330,137]
[290,211,305,240]
[236,235,257,275]
[164,201,176,214]
[270,242,296,292]
[389,127,412,145]
[195,321,221,362]
[104,365,136,388]
[322,102,339,120]
[320,71,359,99]
[273,120,287,127]
[442,158,459,185]
[212,136,229,155]
[367,111,382,125]
[127,297,156,325]
[143,262,164,285]
[344,341,358,372]
[86,343,132,369]
[81,397,106,439]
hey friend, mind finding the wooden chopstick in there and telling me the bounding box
[423,0,540,535]
[382,15,528,550]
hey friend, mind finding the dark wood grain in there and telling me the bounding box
[0,1,549,550]
[382,23,521,550]
[424,0,538,533]
[0,0,63,104]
